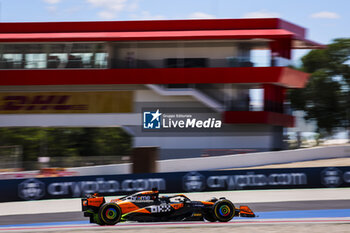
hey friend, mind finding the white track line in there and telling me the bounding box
[2,218,350,232]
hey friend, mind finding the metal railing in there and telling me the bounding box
[111,56,293,69]
[111,58,255,69]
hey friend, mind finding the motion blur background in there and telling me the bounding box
[0,0,349,173]
[0,1,350,232]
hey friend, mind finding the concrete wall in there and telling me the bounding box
[0,113,139,127]
[133,135,271,152]
[158,145,350,172]
[64,145,350,175]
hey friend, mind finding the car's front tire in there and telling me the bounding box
[212,199,235,222]
[98,203,122,225]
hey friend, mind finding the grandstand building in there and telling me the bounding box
[0,18,321,159]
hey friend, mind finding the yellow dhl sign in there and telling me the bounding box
[0,91,133,114]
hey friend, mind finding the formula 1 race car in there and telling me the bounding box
[81,189,255,225]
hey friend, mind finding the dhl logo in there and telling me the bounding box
[0,95,88,111]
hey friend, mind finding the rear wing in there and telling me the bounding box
[82,196,105,211]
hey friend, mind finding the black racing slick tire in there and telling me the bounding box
[212,199,235,222]
[98,203,122,225]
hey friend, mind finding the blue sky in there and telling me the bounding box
[0,0,349,61]
[1,0,349,43]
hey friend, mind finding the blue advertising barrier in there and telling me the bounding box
[1,166,350,202]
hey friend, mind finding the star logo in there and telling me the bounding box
[143,109,162,129]
[150,109,162,122]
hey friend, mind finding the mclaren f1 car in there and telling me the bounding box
[81,189,255,225]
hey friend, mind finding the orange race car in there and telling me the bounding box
[81,188,255,225]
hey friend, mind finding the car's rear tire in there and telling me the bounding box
[98,203,122,225]
[212,199,235,222]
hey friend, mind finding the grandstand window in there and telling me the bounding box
[111,40,272,69]
[25,53,47,69]
[1,54,23,69]
[0,43,108,69]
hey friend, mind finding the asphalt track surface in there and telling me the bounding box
[1,200,350,226]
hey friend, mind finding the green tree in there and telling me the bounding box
[0,127,132,168]
[290,38,350,138]
[0,128,41,161]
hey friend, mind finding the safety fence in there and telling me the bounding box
[1,166,349,202]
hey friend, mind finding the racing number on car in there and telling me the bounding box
[150,204,172,213]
